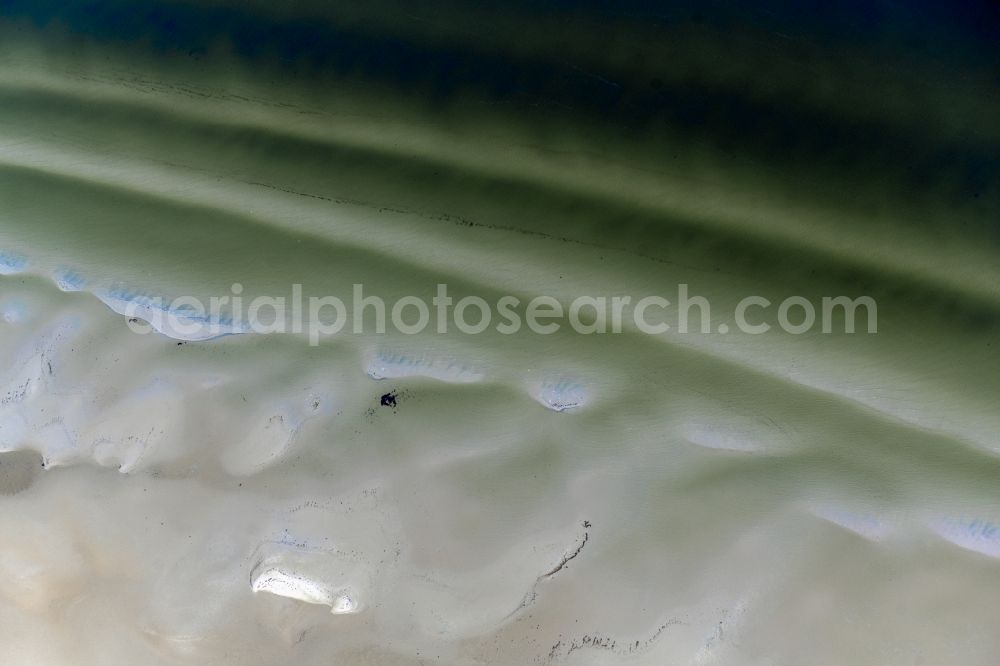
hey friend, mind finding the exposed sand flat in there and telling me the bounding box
[0,2,998,664]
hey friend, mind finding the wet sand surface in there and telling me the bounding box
[0,2,998,664]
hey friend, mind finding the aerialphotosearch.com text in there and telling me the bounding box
[122,283,878,344]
